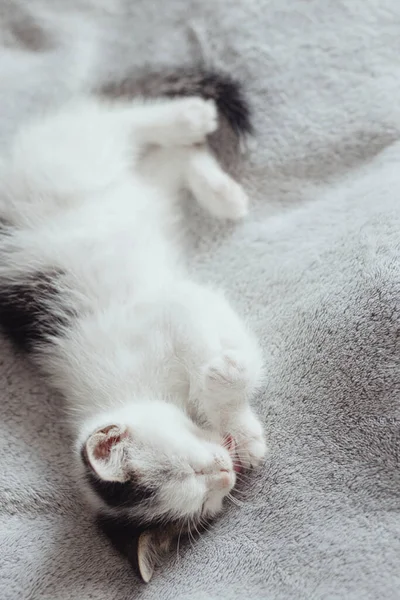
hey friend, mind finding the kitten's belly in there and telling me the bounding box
[35,197,183,308]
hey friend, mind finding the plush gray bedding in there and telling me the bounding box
[1,1,400,598]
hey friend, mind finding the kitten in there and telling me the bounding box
[0,70,266,582]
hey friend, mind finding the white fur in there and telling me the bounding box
[0,95,266,526]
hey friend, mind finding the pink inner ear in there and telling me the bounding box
[92,426,129,461]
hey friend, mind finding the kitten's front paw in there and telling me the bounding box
[236,431,267,469]
[176,97,218,143]
[203,350,252,393]
[229,409,267,470]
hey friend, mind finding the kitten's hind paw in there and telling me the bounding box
[180,97,218,141]
[163,97,218,145]
[205,177,249,220]
[189,166,249,221]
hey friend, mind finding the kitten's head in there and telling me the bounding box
[78,401,236,581]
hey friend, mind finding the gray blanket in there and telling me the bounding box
[1,1,400,599]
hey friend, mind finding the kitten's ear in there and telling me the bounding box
[97,515,176,584]
[137,529,175,583]
[84,424,129,481]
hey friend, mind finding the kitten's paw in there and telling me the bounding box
[229,410,267,469]
[236,432,267,469]
[203,350,251,392]
[204,175,249,220]
[174,97,218,144]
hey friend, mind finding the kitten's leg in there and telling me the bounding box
[124,97,218,147]
[171,283,266,468]
[2,97,218,221]
[186,147,249,220]
[138,144,249,219]
[198,349,266,469]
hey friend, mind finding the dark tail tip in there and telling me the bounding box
[192,70,253,136]
[101,67,253,137]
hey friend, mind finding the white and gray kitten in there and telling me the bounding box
[0,70,265,582]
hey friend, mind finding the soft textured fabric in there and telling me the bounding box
[0,1,400,599]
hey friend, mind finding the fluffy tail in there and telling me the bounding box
[101,68,252,137]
